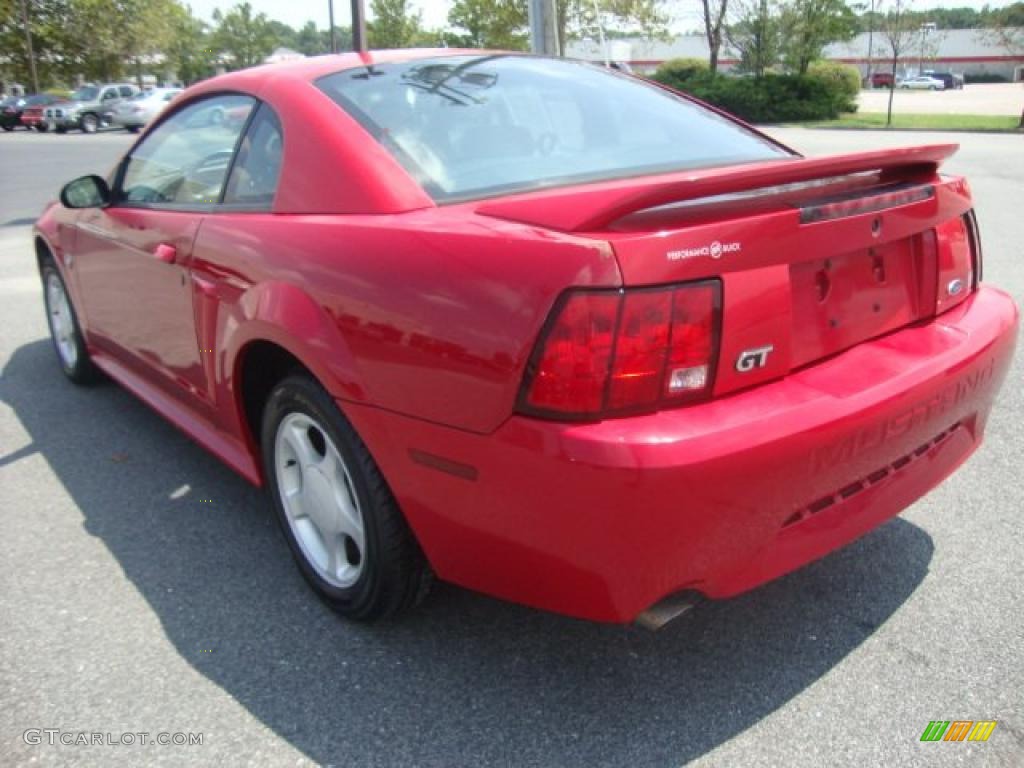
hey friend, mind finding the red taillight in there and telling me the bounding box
[934,214,975,314]
[520,281,721,419]
[608,291,671,409]
[524,292,618,415]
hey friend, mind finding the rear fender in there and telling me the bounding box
[218,281,365,456]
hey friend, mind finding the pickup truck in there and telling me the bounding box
[43,83,139,133]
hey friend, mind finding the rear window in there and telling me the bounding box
[316,55,789,202]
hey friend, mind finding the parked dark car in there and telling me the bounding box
[1,94,60,130]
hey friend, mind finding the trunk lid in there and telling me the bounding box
[477,144,975,399]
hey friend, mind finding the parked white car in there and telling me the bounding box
[899,76,945,91]
[111,87,182,131]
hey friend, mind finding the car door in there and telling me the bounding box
[73,93,256,411]
[187,103,285,410]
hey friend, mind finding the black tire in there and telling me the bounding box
[80,113,99,133]
[1,124,12,132]
[126,125,140,133]
[261,374,432,620]
[40,261,101,385]
[55,126,66,134]
[35,123,48,132]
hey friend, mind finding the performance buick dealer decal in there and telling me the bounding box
[667,240,742,261]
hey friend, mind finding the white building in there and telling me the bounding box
[567,28,1024,81]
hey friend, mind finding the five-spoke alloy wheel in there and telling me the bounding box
[274,412,367,588]
[261,375,431,620]
[41,261,100,384]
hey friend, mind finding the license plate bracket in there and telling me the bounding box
[789,238,933,368]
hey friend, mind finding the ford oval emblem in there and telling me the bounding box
[947,278,964,296]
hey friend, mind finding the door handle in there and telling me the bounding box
[153,243,177,264]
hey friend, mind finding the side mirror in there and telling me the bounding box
[60,175,111,209]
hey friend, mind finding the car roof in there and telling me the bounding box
[187,48,482,95]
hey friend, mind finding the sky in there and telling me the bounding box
[183,0,1019,36]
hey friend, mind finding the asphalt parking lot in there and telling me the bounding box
[0,127,1021,768]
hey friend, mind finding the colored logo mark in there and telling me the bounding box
[920,720,997,742]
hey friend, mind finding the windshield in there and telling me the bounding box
[316,55,789,202]
[70,87,99,101]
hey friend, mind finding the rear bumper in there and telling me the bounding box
[43,113,79,128]
[344,286,1018,623]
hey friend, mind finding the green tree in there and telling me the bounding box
[556,0,669,54]
[879,0,917,125]
[212,1,277,70]
[369,0,424,48]
[166,4,215,84]
[701,0,730,72]
[980,2,1024,128]
[0,0,71,89]
[447,0,529,49]
[295,20,326,54]
[780,0,858,74]
[728,0,783,77]
[121,0,182,86]
[266,20,298,50]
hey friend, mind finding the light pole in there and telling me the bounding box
[866,0,875,85]
[918,21,936,76]
[528,0,560,56]
[351,0,367,52]
[328,0,337,53]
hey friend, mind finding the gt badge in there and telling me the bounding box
[736,345,774,372]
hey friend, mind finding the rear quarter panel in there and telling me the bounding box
[194,210,620,435]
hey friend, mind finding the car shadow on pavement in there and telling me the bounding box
[1,338,935,768]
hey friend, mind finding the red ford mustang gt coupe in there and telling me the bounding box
[34,51,1018,626]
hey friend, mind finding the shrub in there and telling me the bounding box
[650,69,855,123]
[964,73,1008,83]
[811,61,860,99]
[653,58,710,90]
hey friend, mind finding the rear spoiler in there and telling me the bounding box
[475,144,958,232]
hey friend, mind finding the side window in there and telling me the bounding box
[222,105,283,208]
[119,85,134,98]
[119,94,255,208]
[102,88,118,101]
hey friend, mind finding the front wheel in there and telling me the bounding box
[35,123,48,132]
[1,124,12,132]
[41,263,100,384]
[80,113,99,133]
[261,375,432,620]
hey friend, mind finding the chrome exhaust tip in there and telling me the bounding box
[634,591,702,631]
